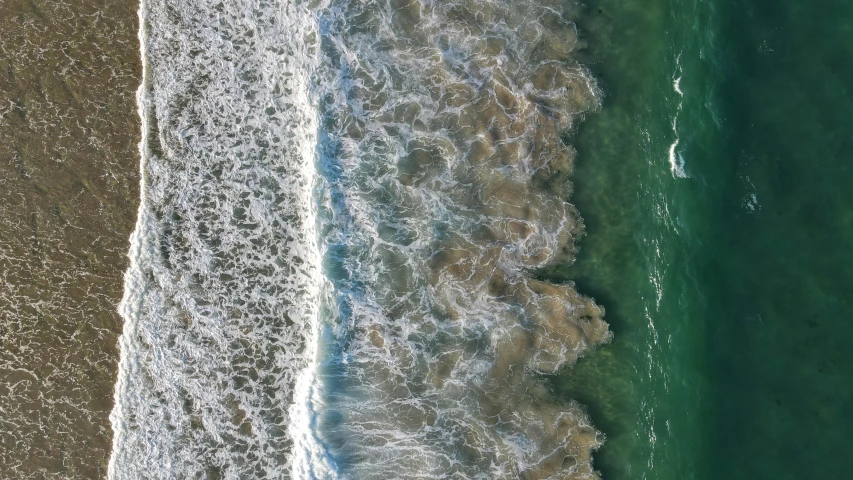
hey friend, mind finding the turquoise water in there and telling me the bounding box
[548,0,853,478]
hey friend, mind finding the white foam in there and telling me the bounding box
[740,174,761,212]
[109,0,328,477]
[673,54,684,96]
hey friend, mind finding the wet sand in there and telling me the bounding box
[0,0,140,477]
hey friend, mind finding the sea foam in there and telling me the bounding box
[110,0,326,477]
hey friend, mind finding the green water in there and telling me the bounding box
[547,0,853,478]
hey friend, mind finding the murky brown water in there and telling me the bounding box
[0,0,140,477]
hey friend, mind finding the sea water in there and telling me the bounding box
[554,0,853,479]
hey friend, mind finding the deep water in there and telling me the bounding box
[549,0,853,478]
[702,0,853,478]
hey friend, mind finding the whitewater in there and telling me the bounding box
[109,0,611,478]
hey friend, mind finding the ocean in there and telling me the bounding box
[557,0,853,478]
[1,0,851,478]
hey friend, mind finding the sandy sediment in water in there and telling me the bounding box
[0,0,140,477]
[313,1,611,478]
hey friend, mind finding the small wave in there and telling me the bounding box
[668,137,688,178]
[308,1,609,477]
[669,54,688,178]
